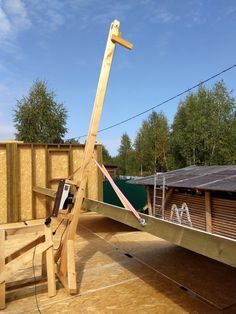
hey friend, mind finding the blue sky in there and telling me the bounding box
[0,0,235,156]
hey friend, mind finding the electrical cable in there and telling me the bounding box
[67,63,236,141]
[53,220,70,251]
[52,218,64,236]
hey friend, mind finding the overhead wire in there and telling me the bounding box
[67,63,236,141]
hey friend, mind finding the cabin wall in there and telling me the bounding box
[150,188,206,231]
[0,142,103,223]
[212,197,236,239]
[148,187,236,239]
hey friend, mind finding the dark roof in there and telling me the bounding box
[104,164,118,168]
[128,165,236,192]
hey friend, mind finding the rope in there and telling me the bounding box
[93,158,146,226]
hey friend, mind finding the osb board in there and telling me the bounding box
[71,147,83,182]
[0,146,7,223]
[19,146,32,221]
[49,151,69,190]
[2,212,236,313]
[87,154,99,200]
[1,143,102,223]
[34,147,46,218]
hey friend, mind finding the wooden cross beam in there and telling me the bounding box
[56,19,133,294]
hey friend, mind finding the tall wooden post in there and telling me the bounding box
[205,191,212,233]
[57,20,133,293]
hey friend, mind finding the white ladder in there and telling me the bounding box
[153,173,165,218]
[170,202,192,227]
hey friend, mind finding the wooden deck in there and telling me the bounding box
[2,211,236,313]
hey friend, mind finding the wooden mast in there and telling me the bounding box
[57,20,133,293]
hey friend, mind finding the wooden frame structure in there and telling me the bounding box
[0,223,56,310]
[0,142,103,224]
[0,19,132,309]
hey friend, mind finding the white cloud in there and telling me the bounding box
[217,4,236,22]
[4,0,31,29]
[0,6,12,39]
[0,0,31,50]
[27,0,66,31]
[154,9,180,24]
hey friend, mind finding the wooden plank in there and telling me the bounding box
[6,276,46,291]
[45,144,51,217]
[0,229,5,309]
[2,223,44,238]
[6,143,13,223]
[0,240,53,283]
[41,251,47,278]
[111,34,133,50]
[56,269,69,292]
[5,235,45,264]
[44,225,56,297]
[33,186,56,198]
[48,149,70,152]
[67,240,77,293]
[205,191,212,233]
[12,143,20,222]
[83,198,236,268]
[31,144,36,219]
[6,143,20,222]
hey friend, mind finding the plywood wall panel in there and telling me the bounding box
[19,146,32,221]
[0,143,102,222]
[34,147,46,218]
[72,148,83,182]
[0,146,7,223]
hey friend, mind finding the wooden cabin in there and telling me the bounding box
[104,164,118,179]
[129,165,236,240]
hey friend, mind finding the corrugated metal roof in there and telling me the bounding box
[128,165,236,192]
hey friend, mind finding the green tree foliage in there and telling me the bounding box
[14,80,67,143]
[117,133,138,175]
[171,81,236,167]
[134,112,170,175]
[64,138,80,144]
[102,145,115,165]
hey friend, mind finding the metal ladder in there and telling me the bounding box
[153,173,165,218]
[170,202,192,227]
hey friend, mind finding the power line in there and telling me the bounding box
[68,63,236,141]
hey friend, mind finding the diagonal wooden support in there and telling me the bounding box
[56,19,133,294]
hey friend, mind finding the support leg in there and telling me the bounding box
[44,225,56,297]
[67,240,77,294]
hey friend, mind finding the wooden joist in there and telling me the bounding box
[3,223,44,239]
[111,35,133,50]
[33,186,56,199]
[83,198,236,268]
